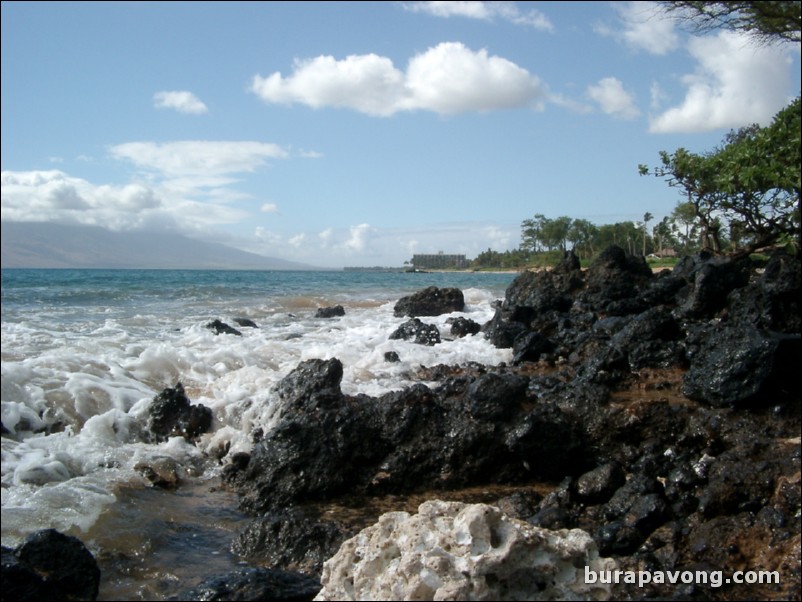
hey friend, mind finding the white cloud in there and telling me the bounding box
[110,141,288,178]
[260,202,279,213]
[153,90,209,114]
[649,32,793,133]
[288,232,307,247]
[600,1,678,55]
[587,77,640,119]
[251,42,545,116]
[1,168,249,234]
[403,1,554,31]
[255,226,283,247]
[650,81,667,110]
[343,223,374,253]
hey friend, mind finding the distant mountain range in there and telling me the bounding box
[0,222,319,270]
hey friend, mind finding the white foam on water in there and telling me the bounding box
[2,279,511,545]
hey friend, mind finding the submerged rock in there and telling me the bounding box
[234,317,259,328]
[314,500,616,601]
[206,319,242,336]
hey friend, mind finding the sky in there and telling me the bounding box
[2,1,800,268]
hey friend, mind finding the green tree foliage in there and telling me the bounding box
[567,219,599,260]
[640,98,801,255]
[659,1,801,44]
[595,221,645,256]
[519,216,648,259]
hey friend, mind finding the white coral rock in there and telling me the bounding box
[314,499,616,601]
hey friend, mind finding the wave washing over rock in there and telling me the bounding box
[314,500,616,601]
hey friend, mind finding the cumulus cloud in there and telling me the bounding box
[587,77,640,119]
[251,42,545,116]
[649,32,793,133]
[260,202,279,213]
[403,1,553,31]
[153,90,209,114]
[598,1,678,55]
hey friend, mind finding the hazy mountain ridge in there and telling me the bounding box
[0,222,318,270]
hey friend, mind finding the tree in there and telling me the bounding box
[520,214,547,253]
[567,219,598,260]
[652,216,679,255]
[641,212,654,255]
[670,201,702,252]
[596,222,642,255]
[541,216,572,252]
[640,97,801,255]
[659,1,801,45]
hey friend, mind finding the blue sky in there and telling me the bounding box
[2,1,800,268]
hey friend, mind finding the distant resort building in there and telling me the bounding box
[411,252,468,270]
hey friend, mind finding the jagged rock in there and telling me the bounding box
[575,462,626,505]
[467,373,527,421]
[447,316,481,338]
[314,500,616,601]
[673,252,751,319]
[171,567,321,602]
[315,305,345,318]
[223,359,590,515]
[393,286,464,317]
[383,351,400,363]
[147,382,213,442]
[579,246,653,316]
[1,529,100,602]
[728,251,801,332]
[216,248,801,601]
[511,331,554,364]
[682,324,800,407]
[389,318,441,346]
[206,319,242,336]
[231,509,355,576]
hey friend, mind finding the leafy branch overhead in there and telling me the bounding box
[639,97,801,256]
[659,1,802,45]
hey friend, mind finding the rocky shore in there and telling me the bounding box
[4,245,800,601]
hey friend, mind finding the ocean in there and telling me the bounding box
[1,268,517,599]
